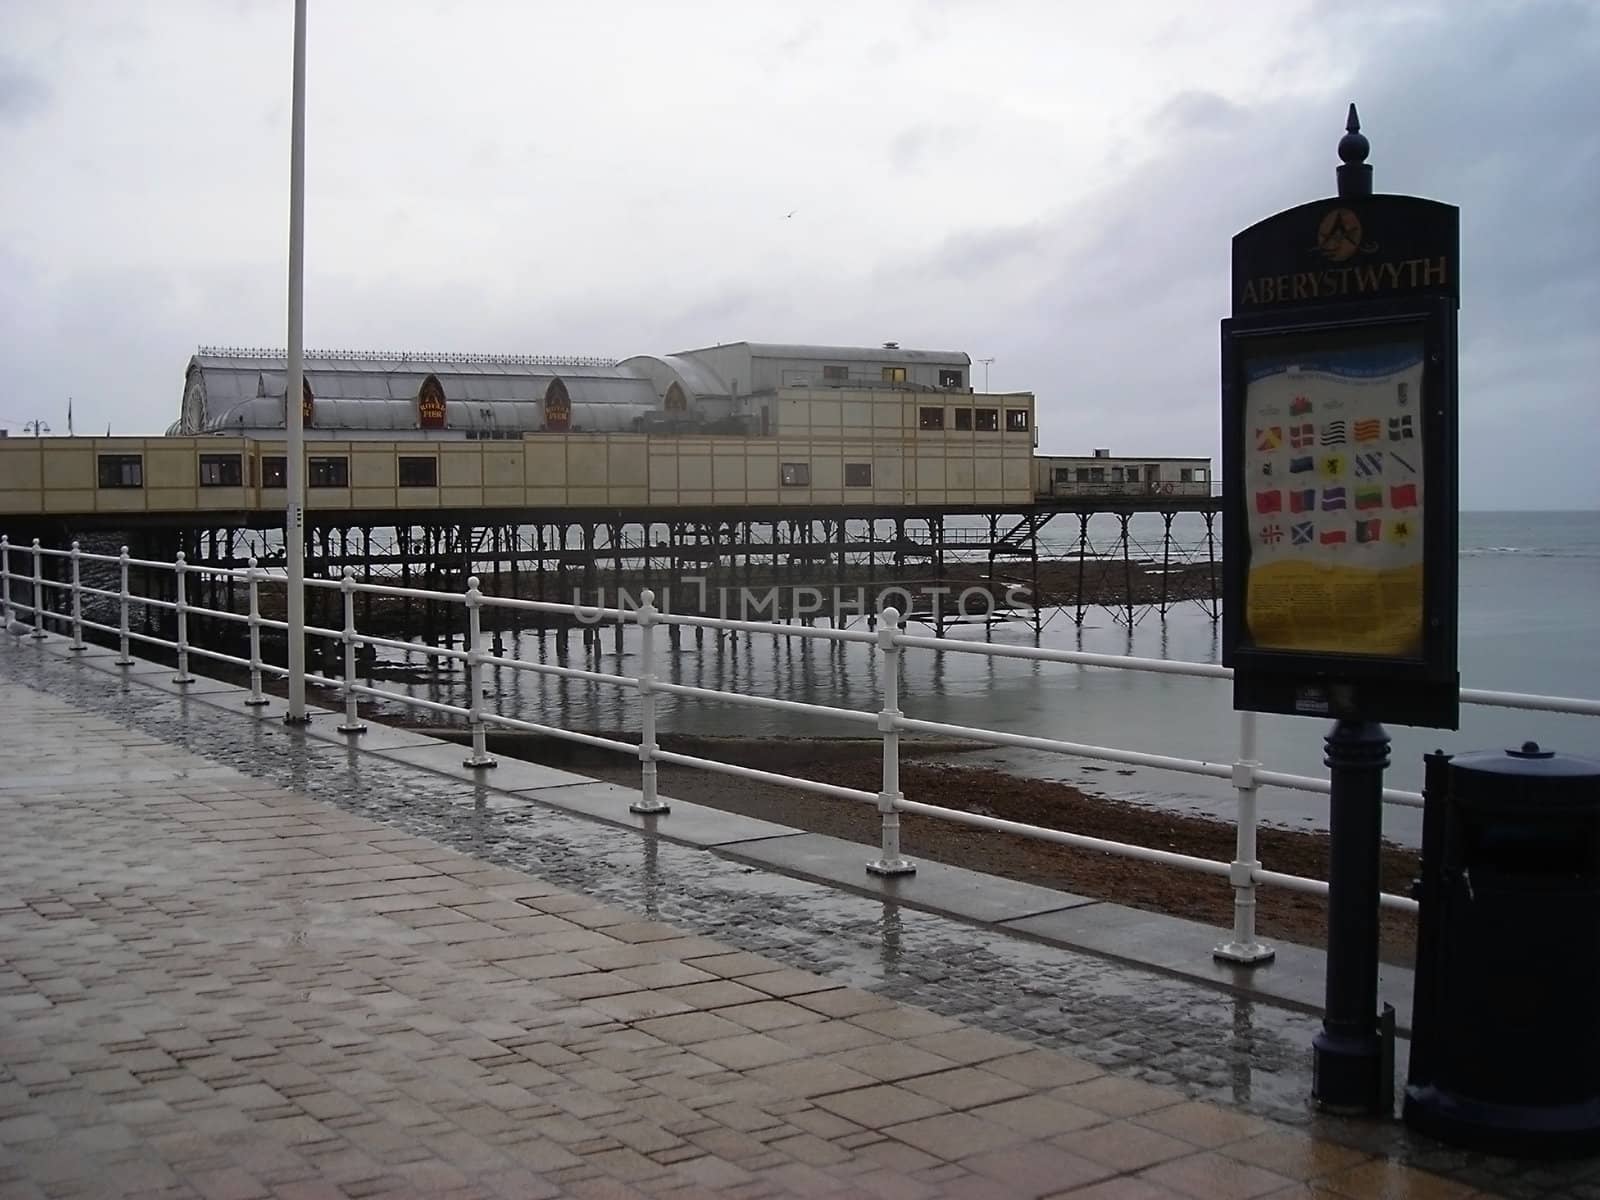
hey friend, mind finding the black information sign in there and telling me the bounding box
[1221,115,1460,730]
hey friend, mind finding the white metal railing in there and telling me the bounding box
[5,533,1599,968]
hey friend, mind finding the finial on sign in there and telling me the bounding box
[1336,103,1372,198]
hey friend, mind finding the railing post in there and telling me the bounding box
[630,589,669,815]
[461,575,497,769]
[30,538,46,639]
[68,541,86,651]
[243,557,269,705]
[867,606,915,876]
[1214,710,1275,964]
[1,535,11,625]
[172,551,194,684]
[336,566,367,734]
[114,546,134,665]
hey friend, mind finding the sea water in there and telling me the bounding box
[387,510,1597,848]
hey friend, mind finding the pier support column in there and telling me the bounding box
[1204,509,1220,622]
[1119,513,1135,628]
[1074,513,1090,627]
[1159,511,1174,617]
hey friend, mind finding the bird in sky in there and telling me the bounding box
[784,210,797,219]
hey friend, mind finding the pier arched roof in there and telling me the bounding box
[616,354,734,402]
[177,349,658,436]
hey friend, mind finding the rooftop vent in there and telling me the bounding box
[882,341,899,349]
[1093,448,1110,458]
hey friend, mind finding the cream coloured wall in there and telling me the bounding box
[4,421,1060,519]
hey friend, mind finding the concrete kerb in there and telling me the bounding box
[21,630,1415,1032]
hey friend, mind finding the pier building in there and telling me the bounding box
[1,341,1219,630]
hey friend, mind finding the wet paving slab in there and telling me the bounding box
[3,640,1596,1196]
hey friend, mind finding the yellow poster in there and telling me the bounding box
[1243,340,1424,656]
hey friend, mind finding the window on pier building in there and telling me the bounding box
[918,407,945,430]
[97,454,142,489]
[975,408,999,432]
[844,462,872,488]
[398,456,438,487]
[954,409,972,431]
[308,456,349,488]
[1005,409,1030,432]
[823,365,849,382]
[938,368,964,388]
[1180,468,1193,482]
[199,454,243,487]
[780,462,811,487]
[262,456,287,488]
[882,366,908,383]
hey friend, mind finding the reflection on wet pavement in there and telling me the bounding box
[2,644,1586,1193]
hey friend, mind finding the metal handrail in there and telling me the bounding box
[8,536,1600,964]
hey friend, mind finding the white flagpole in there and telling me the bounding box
[284,0,308,723]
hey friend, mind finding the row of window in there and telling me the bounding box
[780,463,873,488]
[95,454,439,490]
[1052,466,1209,484]
[919,407,1029,432]
[97,451,1059,493]
[813,366,967,388]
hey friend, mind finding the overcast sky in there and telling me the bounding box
[2,1,1595,508]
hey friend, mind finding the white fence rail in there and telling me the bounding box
[5,533,1599,967]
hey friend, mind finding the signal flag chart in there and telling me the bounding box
[1244,338,1424,657]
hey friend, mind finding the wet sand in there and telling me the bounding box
[423,727,1421,967]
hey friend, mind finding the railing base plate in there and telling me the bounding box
[629,801,670,815]
[866,858,917,877]
[463,757,498,770]
[1213,941,1276,965]
[337,723,368,735]
[242,697,272,708]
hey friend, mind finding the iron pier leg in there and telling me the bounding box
[1204,508,1220,622]
[1120,512,1134,628]
[1074,513,1089,627]
[1160,511,1173,617]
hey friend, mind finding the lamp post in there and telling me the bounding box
[978,357,994,392]
[284,0,309,724]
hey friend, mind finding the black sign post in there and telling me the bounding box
[1222,108,1460,1114]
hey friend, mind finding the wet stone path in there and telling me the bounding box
[0,641,1590,1197]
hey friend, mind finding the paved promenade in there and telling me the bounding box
[0,641,1559,1198]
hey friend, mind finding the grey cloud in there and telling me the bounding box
[673,286,766,330]
[0,59,50,121]
[1150,91,1246,136]
[771,19,823,62]
[887,123,973,173]
[1000,0,1599,506]
[916,223,1054,283]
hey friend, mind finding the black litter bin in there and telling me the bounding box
[1405,742,1600,1157]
